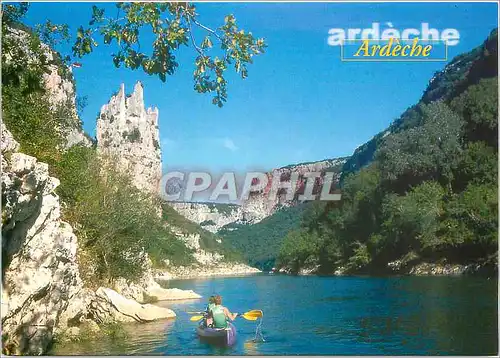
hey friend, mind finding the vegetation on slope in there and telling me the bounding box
[277,30,498,275]
[2,14,196,283]
[161,203,243,262]
[55,147,194,284]
[219,203,320,271]
[340,29,498,182]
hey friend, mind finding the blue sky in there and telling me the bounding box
[23,1,498,173]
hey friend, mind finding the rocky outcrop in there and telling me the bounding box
[4,27,91,148]
[89,288,175,323]
[396,261,497,276]
[57,287,176,332]
[97,82,161,193]
[277,265,321,276]
[1,124,85,355]
[42,56,90,149]
[408,263,475,275]
[168,202,244,233]
[1,124,181,354]
[113,257,201,302]
[386,251,498,276]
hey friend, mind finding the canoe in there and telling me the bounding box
[196,322,237,346]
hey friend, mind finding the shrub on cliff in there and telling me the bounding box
[161,203,242,263]
[1,9,66,166]
[55,146,193,284]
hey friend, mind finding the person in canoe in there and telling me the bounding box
[205,296,216,328]
[211,295,238,329]
[206,295,216,311]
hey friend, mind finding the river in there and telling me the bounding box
[52,274,498,355]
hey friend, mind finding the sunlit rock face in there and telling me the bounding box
[96,82,162,193]
[242,158,347,222]
[1,123,84,355]
[168,202,244,233]
[169,158,347,231]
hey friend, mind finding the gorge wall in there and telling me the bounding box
[1,123,85,354]
[96,82,162,193]
[168,202,244,233]
[242,157,347,221]
[169,157,348,232]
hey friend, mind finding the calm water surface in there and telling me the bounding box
[52,274,498,355]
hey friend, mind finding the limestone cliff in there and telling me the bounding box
[168,202,244,233]
[169,158,348,233]
[242,157,347,222]
[96,82,162,193]
[1,123,85,354]
[1,124,182,355]
[42,53,91,148]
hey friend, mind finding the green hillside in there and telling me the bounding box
[219,202,320,271]
[223,29,498,276]
[340,28,498,183]
[277,29,498,275]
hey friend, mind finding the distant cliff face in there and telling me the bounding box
[168,202,244,233]
[169,157,347,231]
[242,157,347,222]
[96,82,162,193]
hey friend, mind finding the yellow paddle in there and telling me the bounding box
[189,309,263,322]
[190,315,205,322]
[240,310,263,321]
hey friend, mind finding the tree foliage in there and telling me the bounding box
[376,102,464,191]
[219,203,317,271]
[450,78,498,147]
[278,229,322,273]
[72,2,266,107]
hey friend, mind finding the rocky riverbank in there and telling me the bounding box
[155,262,261,281]
[276,257,498,277]
[386,253,498,276]
[1,123,202,354]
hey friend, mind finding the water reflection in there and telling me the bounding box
[243,340,261,355]
[53,319,176,355]
[51,275,498,356]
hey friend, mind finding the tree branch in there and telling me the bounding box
[190,17,222,42]
[185,15,205,58]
